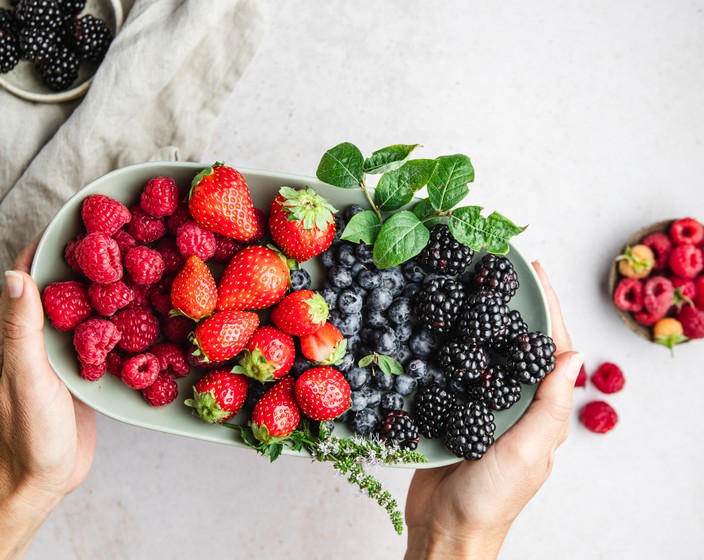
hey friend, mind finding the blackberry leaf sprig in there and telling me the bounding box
[316,142,526,268]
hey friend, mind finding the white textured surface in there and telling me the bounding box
[28,1,704,558]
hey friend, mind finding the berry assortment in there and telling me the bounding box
[0,0,112,91]
[613,217,704,349]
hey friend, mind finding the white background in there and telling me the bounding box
[29,1,704,558]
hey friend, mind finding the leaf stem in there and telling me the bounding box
[359,180,383,223]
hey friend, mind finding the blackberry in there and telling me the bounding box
[473,254,519,303]
[438,341,489,384]
[413,386,455,439]
[417,224,474,275]
[380,410,420,450]
[413,277,465,333]
[71,14,111,61]
[59,0,86,18]
[506,331,556,384]
[0,8,18,32]
[289,268,311,291]
[482,364,522,410]
[0,28,19,73]
[37,44,79,90]
[457,290,510,345]
[17,0,61,29]
[19,26,57,62]
[444,402,495,460]
[491,309,528,355]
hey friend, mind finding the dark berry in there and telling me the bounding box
[409,327,439,358]
[0,9,19,32]
[357,269,381,290]
[346,366,371,390]
[290,355,311,378]
[346,334,361,353]
[320,287,338,310]
[365,309,387,328]
[394,374,417,396]
[345,204,365,222]
[337,352,355,373]
[491,309,528,355]
[381,410,420,450]
[482,364,522,410]
[320,247,335,268]
[506,332,556,384]
[333,213,346,241]
[370,326,398,355]
[355,243,374,264]
[380,268,405,296]
[366,287,393,311]
[335,243,357,266]
[349,408,380,436]
[427,362,447,387]
[402,283,421,300]
[288,268,311,291]
[0,28,19,73]
[380,391,405,414]
[457,290,511,345]
[59,0,86,18]
[350,390,368,411]
[244,381,268,410]
[396,344,412,366]
[473,254,519,303]
[387,297,411,325]
[413,277,465,333]
[395,322,413,343]
[360,386,381,408]
[337,289,363,315]
[71,14,112,61]
[328,265,353,289]
[18,26,57,62]
[413,386,455,438]
[403,260,426,283]
[444,402,495,460]
[17,0,61,29]
[350,262,366,278]
[439,341,489,384]
[448,377,468,398]
[407,358,433,389]
[36,44,79,90]
[334,312,362,337]
[417,224,474,275]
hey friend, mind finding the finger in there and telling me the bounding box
[532,262,573,354]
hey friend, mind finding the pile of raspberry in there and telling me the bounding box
[575,362,623,434]
[41,177,261,406]
[613,217,704,349]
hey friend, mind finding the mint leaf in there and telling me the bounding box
[376,355,404,376]
[427,155,474,212]
[364,144,420,174]
[449,206,526,254]
[374,159,436,211]
[412,198,442,228]
[373,211,430,268]
[341,210,381,244]
[316,142,365,189]
[358,354,375,368]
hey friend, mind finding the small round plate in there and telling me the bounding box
[0,0,123,103]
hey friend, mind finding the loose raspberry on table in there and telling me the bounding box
[106,348,127,378]
[73,318,121,365]
[111,308,160,353]
[670,217,704,246]
[641,232,672,271]
[166,203,192,235]
[642,276,674,317]
[142,374,179,406]
[81,194,130,236]
[677,305,704,339]
[668,244,704,279]
[176,221,216,260]
[575,364,587,388]
[591,362,625,394]
[124,246,165,285]
[149,342,189,378]
[694,276,704,310]
[112,229,138,257]
[87,280,133,316]
[140,176,179,218]
[127,205,166,243]
[212,233,241,263]
[42,281,92,331]
[161,314,195,344]
[79,360,107,382]
[155,236,185,275]
[75,233,123,283]
[64,235,85,274]
[121,353,160,389]
[613,278,643,313]
[581,401,618,434]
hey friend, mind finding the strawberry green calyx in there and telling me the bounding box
[305,293,330,326]
[188,333,210,363]
[250,421,286,446]
[279,186,338,231]
[184,388,231,424]
[316,338,347,366]
[672,288,694,313]
[232,348,277,382]
[190,161,225,191]
[266,244,299,270]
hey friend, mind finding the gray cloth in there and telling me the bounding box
[0,0,265,271]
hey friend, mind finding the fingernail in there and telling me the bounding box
[564,353,584,381]
[4,271,24,299]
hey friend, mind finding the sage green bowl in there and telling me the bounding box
[30,162,550,469]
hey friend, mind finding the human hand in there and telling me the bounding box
[0,237,96,559]
[404,263,582,560]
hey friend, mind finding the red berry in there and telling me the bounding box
[641,232,672,270]
[677,305,704,339]
[170,255,217,320]
[150,342,190,378]
[121,352,160,389]
[633,308,665,326]
[185,369,249,422]
[580,401,618,434]
[161,314,196,345]
[79,360,107,382]
[64,234,85,273]
[176,221,216,260]
[249,208,266,244]
[142,374,179,406]
[81,194,130,236]
[212,233,241,264]
[73,318,121,366]
[75,233,123,283]
[112,229,138,257]
[251,377,300,441]
[613,278,643,313]
[42,281,92,331]
[294,366,350,421]
[191,310,259,362]
[154,236,185,275]
[140,176,180,218]
[670,217,704,246]
[106,348,127,378]
[149,282,173,316]
[123,281,152,309]
[124,246,165,285]
[591,362,625,394]
[233,325,295,381]
[694,276,704,310]
[127,205,166,243]
[185,341,229,370]
[111,308,160,353]
[270,290,329,336]
[87,280,133,316]
[642,276,674,316]
[668,244,704,278]
[166,202,192,235]
[575,364,587,388]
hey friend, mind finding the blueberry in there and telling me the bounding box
[345,204,365,222]
[427,362,447,387]
[290,355,311,378]
[320,248,336,269]
[329,309,345,329]
[336,312,362,336]
[350,262,366,278]
[361,386,381,408]
[349,408,380,435]
[394,374,418,396]
[355,243,374,264]
[380,391,405,414]
[356,344,373,359]
[381,268,405,296]
[372,369,394,391]
[333,213,346,241]
[366,309,387,328]
[336,243,357,266]
[350,390,369,411]
[448,377,467,398]
[338,289,363,315]
[396,344,412,366]
[320,288,338,310]
[371,326,398,355]
[403,260,426,283]
[328,266,353,289]
[366,288,393,312]
[350,285,367,300]
[337,352,355,373]
[346,334,361,353]
[289,269,311,291]
[407,358,433,388]
[387,297,411,325]
[395,322,413,343]
[358,328,373,342]
[346,366,371,390]
[357,269,381,290]
[409,328,440,358]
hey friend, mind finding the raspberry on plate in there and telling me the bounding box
[668,244,703,279]
[124,246,165,285]
[613,277,643,313]
[641,232,672,271]
[79,360,107,382]
[166,203,192,235]
[140,176,179,218]
[42,281,92,331]
[154,236,185,275]
[142,374,179,406]
[75,233,123,283]
[73,318,121,366]
[161,314,196,345]
[176,221,216,260]
[64,234,85,274]
[591,362,625,394]
[580,401,618,434]
[127,205,166,243]
[670,217,704,246]
[111,308,160,353]
[149,342,190,378]
[121,353,160,390]
[112,229,138,257]
[87,280,133,317]
[81,194,130,236]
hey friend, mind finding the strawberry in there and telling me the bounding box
[232,325,295,382]
[299,322,347,365]
[250,377,300,443]
[270,289,329,336]
[294,366,350,421]
[191,310,259,362]
[188,163,258,241]
[217,245,290,311]
[185,369,248,423]
[170,256,217,320]
[269,187,337,262]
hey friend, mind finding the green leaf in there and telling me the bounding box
[449,206,526,254]
[363,144,420,174]
[412,198,442,228]
[341,210,381,244]
[358,354,375,368]
[264,443,284,462]
[376,355,404,376]
[427,154,475,212]
[374,159,436,211]
[372,211,430,268]
[316,142,365,189]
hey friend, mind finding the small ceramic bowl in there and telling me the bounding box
[0,0,123,103]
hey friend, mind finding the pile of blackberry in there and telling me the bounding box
[321,213,556,461]
[0,0,113,91]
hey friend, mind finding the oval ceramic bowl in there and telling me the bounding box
[31,162,551,469]
[0,0,123,103]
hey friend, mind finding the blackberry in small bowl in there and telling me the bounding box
[413,276,466,333]
[0,26,19,73]
[473,254,519,303]
[36,43,79,91]
[491,309,528,356]
[71,13,112,62]
[416,224,474,275]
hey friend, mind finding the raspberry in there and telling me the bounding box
[613,278,643,312]
[142,374,179,406]
[79,360,106,382]
[106,348,127,378]
[668,244,703,279]
[154,236,185,275]
[73,318,121,365]
[149,342,190,378]
[139,176,180,218]
[166,203,191,235]
[212,234,241,263]
[64,234,85,273]
[642,276,674,316]
[121,353,160,390]
[185,341,228,370]
[695,276,704,310]
[176,221,216,260]
[162,314,195,344]
[580,401,618,434]
[127,205,166,243]
[111,308,160,353]
[42,281,92,331]
[671,277,696,304]
[81,194,130,235]
[248,208,266,244]
[123,281,152,309]
[633,308,665,327]
[591,362,625,394]
[75,233,123,283]
[87,280,133,316]
[641,232,672,270]
[124,246,165,285]
[677,305,704,339]
[149,281,173,316]
[670,217,704,246]
[112,229,138,257]
[575,364,587,388]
